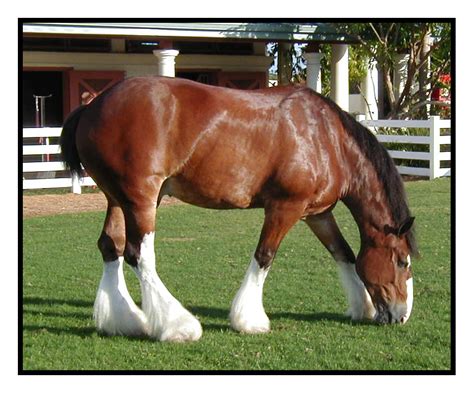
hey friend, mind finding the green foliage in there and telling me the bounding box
[334,22,452,119]
[377,127,430,169]
[375,126,451,169]
[310,44,370,97]
[315,44,332,96]
[22,179,451,371]
[268,43,307,84]
[267,23,451,119]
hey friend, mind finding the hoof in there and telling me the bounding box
[94,295,149,337]
[345,302,376,321]
[158,314,203,342]
[93,260,150,337]
[230,312,271,334]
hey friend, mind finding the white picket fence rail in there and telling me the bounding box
[23,117,450,193]
[359,115,451,180]
[22,127,95,194]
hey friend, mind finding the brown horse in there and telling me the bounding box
[60,76,417,342]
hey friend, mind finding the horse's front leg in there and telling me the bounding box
[230,199,306,334]
[122,189,202,342]
[304,211,375,320]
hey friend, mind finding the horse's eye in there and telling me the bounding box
[397,259,408,269]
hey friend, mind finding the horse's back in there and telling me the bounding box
[75,77,346,211]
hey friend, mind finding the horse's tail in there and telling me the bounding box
[60,105,87,177]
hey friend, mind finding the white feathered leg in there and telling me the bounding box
[337,261,375,320]
[230,256,271,334]
[93,257,149,336]
[132,232,202,342]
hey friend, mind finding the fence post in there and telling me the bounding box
[429,116,441,180]
[71,173,82,194]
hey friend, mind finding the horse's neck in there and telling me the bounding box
[342,166,394,243]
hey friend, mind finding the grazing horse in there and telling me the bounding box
[60,76,417,342]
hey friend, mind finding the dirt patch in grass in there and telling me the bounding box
[22,192,182,218]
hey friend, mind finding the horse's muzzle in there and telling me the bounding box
[374,305,409,325]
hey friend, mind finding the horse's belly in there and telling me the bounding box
[162,175,257,209]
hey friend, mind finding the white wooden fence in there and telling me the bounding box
[23,117,450,193]
[23,127,95,194]
[359,116,451,180]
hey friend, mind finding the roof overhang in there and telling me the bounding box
[22,22,359,44]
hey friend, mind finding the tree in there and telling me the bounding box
[267,42,307,85]
[335,22,451,119]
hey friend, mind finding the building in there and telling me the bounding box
[22,21,368,127]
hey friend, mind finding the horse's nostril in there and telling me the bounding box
[388,311,393,324]
[375,308,391,324]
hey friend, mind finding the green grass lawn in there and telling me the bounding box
[22,178,452,372]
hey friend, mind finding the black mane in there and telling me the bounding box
[319,94,418,256]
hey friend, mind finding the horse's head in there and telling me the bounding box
[356,217,416,324]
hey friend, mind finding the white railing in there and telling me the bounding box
[358,116,451,180]
[23,117,450,194]
[23,127,95,194]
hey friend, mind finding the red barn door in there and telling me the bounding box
[217,72,267,90]
[67,70,125,113]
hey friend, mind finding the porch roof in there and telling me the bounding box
[22,22,359,44]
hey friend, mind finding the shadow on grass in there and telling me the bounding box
[23,324,96,338]
[22,323,160,344]
[24,308,92,320]
[188,306,372,327]
[22,296,152,342]
[22,298,374,341]
[22,298,370,327]
[23,296,93,309]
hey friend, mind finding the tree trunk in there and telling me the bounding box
[278,43,292,86]
[382,67,397,118]
[418,31,431,119]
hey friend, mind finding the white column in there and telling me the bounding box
[330,44,349,111]
[153,49,180,77]
[361,59,379,120]
[304,52,324,93]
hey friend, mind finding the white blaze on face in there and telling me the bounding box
[401,255,413,324]
[388,255,414,324]
[402,277,414,324]
[397,255,413,324]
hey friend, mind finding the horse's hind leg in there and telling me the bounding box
[304,211,375,320]
[230,200,306,334]
[121,188,202,342]
[94,195,148,336]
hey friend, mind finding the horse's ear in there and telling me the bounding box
[398,216,415,237]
